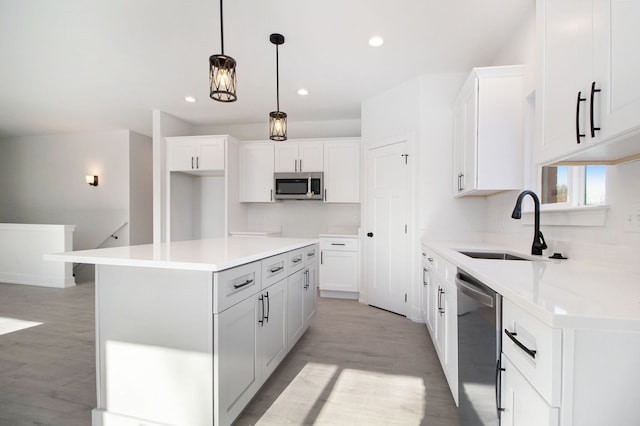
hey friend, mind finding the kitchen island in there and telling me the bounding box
[46,236,319,426]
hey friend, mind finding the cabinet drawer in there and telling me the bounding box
[502,299,562,406]
[213,261,262,314]
[262,253,288,289]
[303,244,318,265]
[287,249,305,273]
[320,238,358,251]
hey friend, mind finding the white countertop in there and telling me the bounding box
[424,241,640,331]
[45,236,318,272]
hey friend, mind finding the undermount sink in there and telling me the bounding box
[457,250,531,261]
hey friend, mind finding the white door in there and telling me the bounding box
[365,141,409,315]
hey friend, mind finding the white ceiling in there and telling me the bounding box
[0,0,534,138]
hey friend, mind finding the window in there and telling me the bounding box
[540,165,607,208]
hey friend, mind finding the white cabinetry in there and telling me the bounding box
[452,66,524,196]
[500,355,559,426]
[319,236,359,299]
[323,139,360,203]
[420,249,435,333]
[538,0,640,164]
[167,135,225,172]
[164,135,243,242]
[239,141,275,202]
[274,141,324,172]
[286,246,318,349]
[499,298,640,426]
[422,250,458,404]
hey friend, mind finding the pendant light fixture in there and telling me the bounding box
[269,33,287,141]
[209,0,237,102]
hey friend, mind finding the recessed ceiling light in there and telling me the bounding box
[297,88,309,96]
[184,96,197,103]
[368,36,384,47]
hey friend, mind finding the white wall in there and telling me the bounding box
[130,131,153,245]
[244,202,360,237]
[0,130,153,282]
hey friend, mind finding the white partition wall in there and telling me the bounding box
[0,223,75,287]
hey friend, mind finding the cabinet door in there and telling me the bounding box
[433,281,446,358]
[215,295,261,426]
[239,142,275,202]
[594,0,640,142]
[452,80,476,195]
[260,279,287,379]
[443,285,458,402]
[197,139,225,170]
[539,0,594,162]
[319,250,358,292]
[286,269,305,349]
[500,355,559,426]
[299,143,324,172]
[274,143,299,172]
[324,141,360,203]
[303,262,317,326]
[167,140,196,171]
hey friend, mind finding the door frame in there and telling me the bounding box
[360,132,420,320]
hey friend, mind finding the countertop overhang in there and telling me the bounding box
[424,241,640,331]
[45,236,319,272]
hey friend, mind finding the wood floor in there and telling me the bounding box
[0,282,459,426]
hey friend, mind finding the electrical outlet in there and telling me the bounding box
[623,203,640,233]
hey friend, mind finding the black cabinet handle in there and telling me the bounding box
[422,267,428,286]
[331,243,346,246]
[576,91,587,144]
[196,156,199,169]
[590,81,601,138]
[264,292,270,323]
[367,232,373,237]
[191,156,194,169]
[258,295,265,326]
[292,257,302,264]
[496,359,505,416]
[504,329,537,359]
[233,278,254,289]
[269,266,284,273]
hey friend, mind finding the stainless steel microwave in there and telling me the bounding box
[274,172,323,200]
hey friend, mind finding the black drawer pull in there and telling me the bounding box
[292,258,302,263]
[269,266,284,273]
[233,279,254,289]
[307,251,315,257]
[505,329,537,359]
[331,243,346,246]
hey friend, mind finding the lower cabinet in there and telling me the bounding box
[215,293,261,426]
[319,236,359,299]
[215,244,318,426]
[287,260,318,349]
[422,250,458,405]
[500,355,559,426]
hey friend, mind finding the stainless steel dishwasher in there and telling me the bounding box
[456,269,502,426]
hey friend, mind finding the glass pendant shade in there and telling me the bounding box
[269,111,287,141]
[209,54,237,102]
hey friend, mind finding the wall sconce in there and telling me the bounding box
[86,175,99,186]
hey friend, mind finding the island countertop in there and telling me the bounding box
[45,236,319,272]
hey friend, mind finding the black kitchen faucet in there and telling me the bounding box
[511,190,548,256]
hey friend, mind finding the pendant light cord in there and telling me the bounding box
[219,0,225,55]
[276,43,280,111]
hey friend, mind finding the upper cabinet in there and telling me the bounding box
[239,141,275,203]
[240,138,360,204]
[274,141,324,172]
[166,135,226,173]
[537,0,640,165]
[453,66,524,197]
[323,140,360,203]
